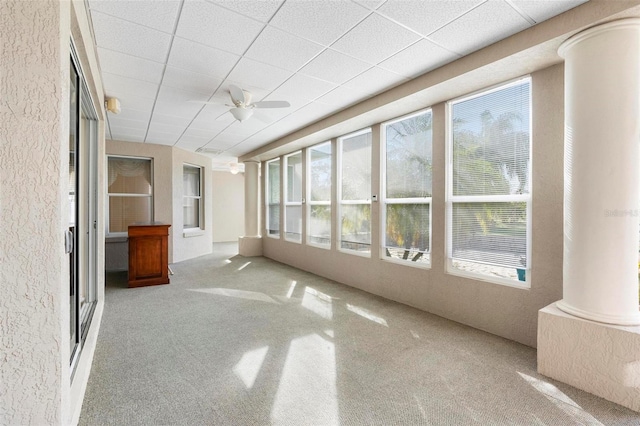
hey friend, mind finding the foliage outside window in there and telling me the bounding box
[266,158,281,238]
[339,129,372,254]
[107,156,153,235]
[307,142,332,248]
[383,110,432,265]
[183,164,202,230]
[448,78,531,284]
[284,152,303,242]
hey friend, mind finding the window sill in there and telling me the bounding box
[382,255,431,270]
[183,229,205,238]
[446,262,530,289]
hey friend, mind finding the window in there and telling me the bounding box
[307,142,332,248]
[266,158,281,238]
[183,164,202,230]
[382,110,432,266]
[339,129,372,255]
[284,152,303,242]
[447,78,531,285]
[107,156,153,235]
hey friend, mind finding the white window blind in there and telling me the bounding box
[448,78,531,282]
[383,110,432,265]
[284,152,302,242]
[339,129,371,254]
[307,142,332,247]
[107,156,152,234]
[183,165,202,229]
[266,158,281,237]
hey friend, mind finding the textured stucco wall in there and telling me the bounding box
[212,171,245,242]
[0,0,70,424]
[262,64,565,348]
[538,304,640,412]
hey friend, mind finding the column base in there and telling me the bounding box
[538,303,640,412]
[556,299,640,326]
[238,236,262,257]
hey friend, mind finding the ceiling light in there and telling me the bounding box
[229,163,239,175]
[230,107,252,122]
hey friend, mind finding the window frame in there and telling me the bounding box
[306,141,332,249]
[284,151,303,243]
[265,157,281,239]
[338,128,372,257]
[106,154,154,238]
[445,77,532,288]
[183,163,203,231]
[381,108,433,269]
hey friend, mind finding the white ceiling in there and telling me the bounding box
[89,0,587,164]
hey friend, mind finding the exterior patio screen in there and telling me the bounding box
[266,158,281,237]
[382,110,432,266]
[284,152,302,242]
[307,142,332,248]
[447,78,531,284]
[339,129,372,255]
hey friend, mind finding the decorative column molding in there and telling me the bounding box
[557,18,640,325]
[239,160,262,256]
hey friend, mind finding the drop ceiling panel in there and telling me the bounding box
[145,131,179,146]
[107,116,148,130]
[105,94,155,113]
[244,26,325,72]
[88,0,181,32]
[269,73,336,102]
[299,49,371,85]
[102,73,159,100]
[189,107,236,131]
[109,126,147,140]
[210,0,284,22]
[97,48,164,84]
[114,107,152,123]
[153,101,203,120]
[149,113,193,128]
[377,0,483,37]
[269,0,370,46]
[91,12,172,62]
[167,38,240,79]
[331,13,421,64]
[227,58,293,92]
[353,0,386,10]
[147,121,185,136]
[379,39,460,78]
[175,138,210,151]
[176,1,265,55]
[510,0,588,23]
[162,66,223,95]
[316,86,365,109]
[429,1,531,56]
[343,66,407,95]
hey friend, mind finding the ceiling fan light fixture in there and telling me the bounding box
[230,107,253,122]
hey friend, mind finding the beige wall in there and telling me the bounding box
[262,64,564,348]
[106,140,213,265]
[212,171,245,242]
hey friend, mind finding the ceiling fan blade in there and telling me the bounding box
[252,100,290,109]
[229,84,246,105]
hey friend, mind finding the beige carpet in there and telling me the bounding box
[79,243,639,425]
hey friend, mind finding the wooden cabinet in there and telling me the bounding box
[128,223,171,288]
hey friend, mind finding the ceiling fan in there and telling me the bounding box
[212,84,291,122]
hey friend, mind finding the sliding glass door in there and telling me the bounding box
[69,47,98,375]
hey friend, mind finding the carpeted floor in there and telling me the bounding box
[79,243,639,425]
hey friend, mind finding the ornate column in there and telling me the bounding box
[239,160,263,256]
[557,19,640,325]
[538,19,640,413]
